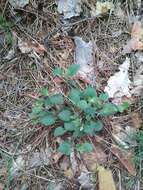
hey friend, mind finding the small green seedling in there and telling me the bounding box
[30,64,129,155]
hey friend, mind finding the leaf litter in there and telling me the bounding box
[104,57,131,104]
[74,36,95,84]
[57,0,82,19]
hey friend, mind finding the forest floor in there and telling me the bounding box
[0,0,143,190]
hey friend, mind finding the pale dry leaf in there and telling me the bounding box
[64,168,73,179]
[78,166,94,189]
[58,0,82,19]
[9,0,29,8]
[104,57,131,104]
[18,39,46,55]
[74,36,95,85]
[123,38,143,54]
[18,39,32,53]
[28,148,51,168]
[131,21,143,38]
[111,145,136,175]
[10,156,25,177]
[123,21,143,54]
[98,166,116,190]
[91,1,114,17]
[48,182,64,190]
[135,52,143,62]
[114,3,125,20]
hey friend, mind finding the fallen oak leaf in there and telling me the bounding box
[111,145,136,176]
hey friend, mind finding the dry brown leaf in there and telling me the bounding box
[111,145,136,175]
[82,146,107,171]
[123,21,143,54]
[131,113,142,129]
[98,166,116,190]
[31,42,46,55]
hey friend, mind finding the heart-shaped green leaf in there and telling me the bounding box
[58,141,72,155]
[76,142,93,153]
[66,64,80,77]
[54,127,66,136]
[40,113,56,126]
[58,110,72,121]
[99,103,118,116]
